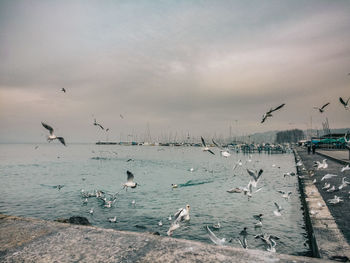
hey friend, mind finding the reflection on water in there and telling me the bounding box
[0,143,309,255]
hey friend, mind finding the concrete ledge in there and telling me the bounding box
[0,214,330,262]
[316,151,350,166]
[294,149,350,261]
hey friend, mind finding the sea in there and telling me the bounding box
[0,143,309,255]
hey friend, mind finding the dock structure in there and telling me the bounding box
[294,147,350,261]
[0,214,329,263]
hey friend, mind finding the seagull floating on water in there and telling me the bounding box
[261,103,285,123]
[201,137,215,155]
[158,220,163,227]
[41,122,66,146]
[314,102,330,113]
[123,170,138,190]
[273,202,283,217]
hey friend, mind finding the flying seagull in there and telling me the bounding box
[339,97,349,110]
[61,88,66,93]
[41,122,66,146]
[212,139,231,157]
[201,137,215,155]
[261,103,285,123]
[247,169,263,187]
[313,102,330,113]
[206,226,226,246]
[123,170,138,190]
[167,204,190,236]
[93,119,104,130]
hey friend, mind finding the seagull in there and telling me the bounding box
[253,214,263,221]
[61,88,66,93]
[89,208,94,215]
[313,102,330,113]
[232,160,243,172]
[321,174,338,181]
[339,97,349,110]
[261,103,285,123]
[131,200,136,206]
[341,165,350,173]
[255,233,279,252]
[326,186,336,192]
[206,226,226,246]
[273,202,283,216]
[93,119,104,130]
[338,177,350,190]
[247,169,263,187]
[168,215,172,221]
[123,170,138,190]
[201,137,215,155]
[108,216,117,223]
[328,195,343,204]
[239,227,248,238]
[314,159,328,170]
[212,139,231,157]
[158,220,163,227]
[171,184,178,189]
[322,182,331,189]
[277,190,292,200]
[41,122,66,146]
[226,187,243,193]
[212,222,221,230]
[167,204,191,236]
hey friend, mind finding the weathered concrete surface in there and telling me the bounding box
[317,150,350,165]
[0,214,331,263]
[295,147,350,261]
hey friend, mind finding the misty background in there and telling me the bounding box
[1,0,350,143]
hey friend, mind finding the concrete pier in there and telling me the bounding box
[294,147,350,261]
[0,214,329,263]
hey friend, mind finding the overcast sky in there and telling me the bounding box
[1,0,350,143]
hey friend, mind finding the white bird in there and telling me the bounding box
[341,165,350,173]
[131,200,136,206]
[254,221,263,228]
[247,169,263,188]
[321,174,338,181]
[212,139,231,157]
[89,208,94,215]
[296,160,303,167]
[206,226,226,246]
[338,177,350,190]
[322,182,331,189]
[326,186,336,192]
[255,233,279,253]
[158,220,163,227]
[277,190,292,200]
[201,137,215,155]
[82,198,88,205]
[41,122,66,146]
[328,195,343,204]
[123,170,138,189]
[167,204,191,236]
[108,216,117,223]
[273,202,283,216]
[168,215,172,221]
[314,159,328,170]
[313,102,330,113]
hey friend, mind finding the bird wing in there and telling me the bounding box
[57,137,66,146]
[174,208,184,221]
[321,102,330,110]
[41,122,54,135]
[257,169,263,180]
[212,139,223,150]
[270,103,285,113]
[247,169,257,181]
[201,136,206,147]
[206,226,224,245]
[261,114,267,123]
[208,149,215,155]
[277,190,285,194]
[126,170,134,182]
[274,202,281,210]
[97,124,104,130]
[340,97,347,106]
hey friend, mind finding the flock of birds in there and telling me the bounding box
[36,87,350,254]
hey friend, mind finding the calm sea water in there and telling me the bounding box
[0,143,308,255]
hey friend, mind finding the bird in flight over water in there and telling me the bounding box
[313,102,330,113]
[261,103,285,123]
[339,97,349,110]
[93,118,104,130]
[41,122,66,146]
